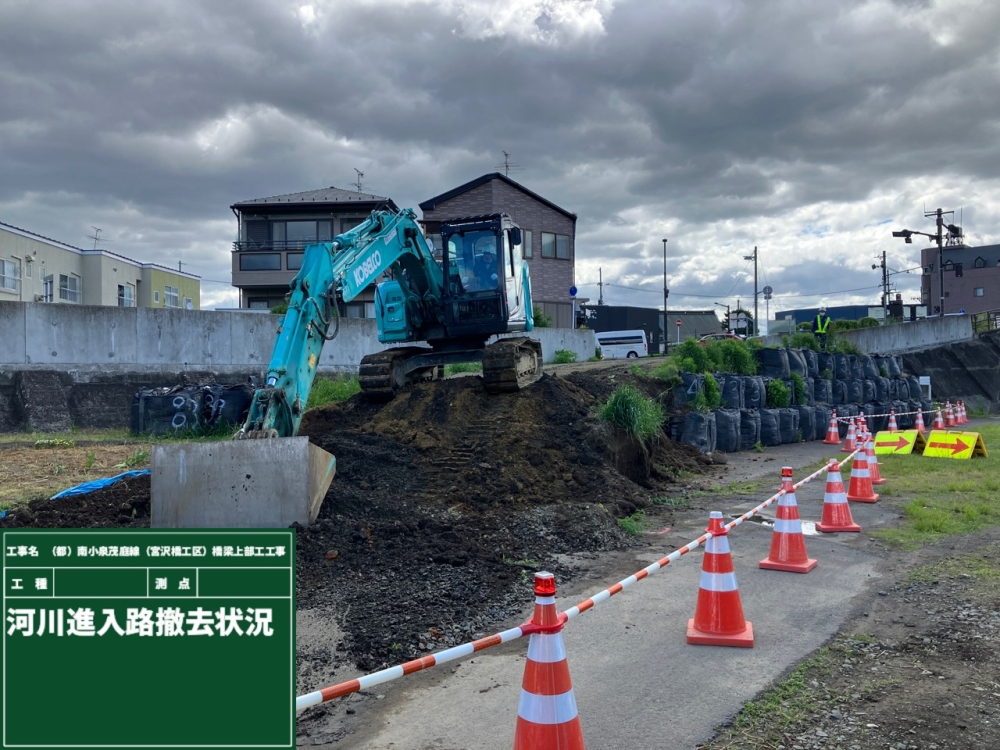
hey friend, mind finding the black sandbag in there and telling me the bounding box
[717,374,744,409]
[787,348,807,378]
[202,383,254,430]
[757,348,790,379]
[848,355,863,380]
[714,408,741,453]
[862,379,876,402]
[740,408,761,450]
[891,400,909,428]
[814,405,831,439]
[861,355,879,380]
[867,404,888,433]
[831,379,847,405]
[802,376,815,406]
[833,353,849,380]
[796,405,817,442]
[131,385,204,436]
[845,378,863,404]
[885,356,902,378]
[778,407,801,444]
[905,401,922,429]
[814,379,832,404]
[675,373,705,407]
[817,352,835,378]
[858,402,876,426]
[743,376,765,410]
[885,378,897,400]
[680,411,715,454]
[894,378,910,401]
[906,375,922,401]
[759,408,782,447]
[873,376,889,402]
[802,348,819,378]
[838,404,859,437]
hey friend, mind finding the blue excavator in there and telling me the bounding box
[236,207,542,439]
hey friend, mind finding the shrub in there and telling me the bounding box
[445,362,483,375]
[307,376,361,409]
[703,373,722,410]
[532,306,553,328]
[766,379,791,408]
[598,385,664,441]
[650,360,680,384]
[270,303,289,315]
[790,373,807,405]
[617,510,646,536]
[553,349,577,364]
[787,333,819,351]
[717,339,758,375]
[858,317,880,328]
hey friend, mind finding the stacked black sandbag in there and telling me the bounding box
[849,355,864,380]
[814,379,833,404]
[861,354,880,380]
[845,379,864,404]
[757,348,791,379]
[803,348,819,378]
[833,353,850,380]
[743,376,766,410]
[717,374,744,409]
[787,348,808,378]
[796,405,817,442]
[678,411,716,453]
[740,408,761,449]
[760,408,782,447]
[778,407,800,444]
[714,408,742,453]
[675,373,705,407]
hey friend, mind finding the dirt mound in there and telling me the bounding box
[4,368,709,673]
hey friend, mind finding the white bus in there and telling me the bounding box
[596,330,649,359]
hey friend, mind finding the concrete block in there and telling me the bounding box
[0,303,26,364]
[151,438,336,528]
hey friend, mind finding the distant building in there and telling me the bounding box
[0,221,199,309]
[775,303,928,330]
[420,174,577,328]
[920,242,1000,316]
[230,187,399,313]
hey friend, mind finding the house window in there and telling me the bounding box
[521,230,532,259]
[974,288,985,297]
[184,297,193,310]
[240,253,281,271]
[117,284,135,307]
[24,260,32,279]
[0,259,19,292]
[58,274,80,302]
[286,221,317,248]
[286,253,304,271]
[154,290,160,304]
[43,276,53,303]
[318,221,332,241]
[164,285,179,308]
[341,218,364,234]
[541,232,571,260]
[974,257,986,269]
[248,299,270,310]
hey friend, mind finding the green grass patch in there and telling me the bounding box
[905,553,1000,589]
[306,375,361,409]
[597,386,664,441]
[444,362,483,376]
[617,510,646,535]
[552,349,577,364]
[871,424,1000,547]
[0,428,134,444]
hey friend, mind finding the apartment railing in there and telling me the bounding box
[972,308,1000,334]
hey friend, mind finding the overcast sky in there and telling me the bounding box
[2,0,998,319]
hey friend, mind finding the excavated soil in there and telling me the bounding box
[2,367,710,675]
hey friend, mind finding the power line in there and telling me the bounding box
[578,281,887,300]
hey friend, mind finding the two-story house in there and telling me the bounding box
[419,174,577,328]
[230,187,399,314]
[0,221,199,309]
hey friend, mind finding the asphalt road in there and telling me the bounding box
[307,440,900,749]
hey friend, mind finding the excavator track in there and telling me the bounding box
[359,347,440,401]
[482,337,544,394]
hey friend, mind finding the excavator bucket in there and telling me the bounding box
[150,438,336,528]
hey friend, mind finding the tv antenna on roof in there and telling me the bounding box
[353,168,365,192]
[87,227,111,250]
[495,151,521,178]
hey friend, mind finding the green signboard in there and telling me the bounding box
[2,530,295,750]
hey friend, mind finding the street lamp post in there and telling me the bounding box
[662,238,669,354]
[892,207,954,316]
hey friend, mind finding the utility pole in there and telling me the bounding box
[598,268,605,305]
[930,207,945,316]
[744,245,758,336]
[662,238,669,353]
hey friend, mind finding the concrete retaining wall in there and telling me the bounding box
[901,331,1000,413]
[758,315,974,354]
[0,302,596,432]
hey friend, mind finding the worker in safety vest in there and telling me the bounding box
[813,306,832,351]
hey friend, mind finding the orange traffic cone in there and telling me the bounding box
[915,408,926,434]
[823,411,841,445]
[846,446,879,503]
[887,409,898,433]
[946,401,956,427]
[841,418,857,453]
[759,467,817,573]
[816,459,862,533]
[933,408,945,430]
[958,402,968,424]
[864,431,886,485]
[513,572,586,750]
[687,512,754,648]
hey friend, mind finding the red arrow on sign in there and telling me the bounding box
[875,435,910,450]
[928,436,970,456]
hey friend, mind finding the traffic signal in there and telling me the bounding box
[722,311,730,331]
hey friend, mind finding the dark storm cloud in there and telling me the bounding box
[1,0,996,308]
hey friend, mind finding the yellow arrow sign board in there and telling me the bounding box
[923,430,988,459]
[873,430,926,456]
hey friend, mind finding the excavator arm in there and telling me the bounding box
[237,208,444,439]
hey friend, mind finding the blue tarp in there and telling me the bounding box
[49,469,151,500]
